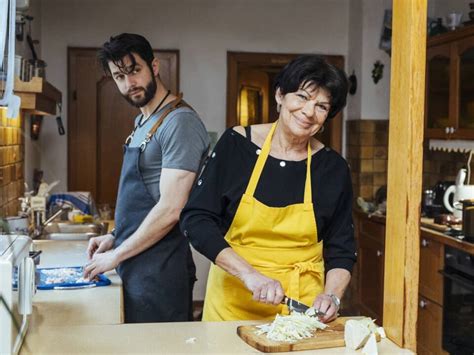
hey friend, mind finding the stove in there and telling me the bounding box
[442,246,474,354]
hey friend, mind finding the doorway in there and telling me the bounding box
[67,48,179,209]
[226,52,344,153]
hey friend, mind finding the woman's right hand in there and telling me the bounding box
[239,270,285,306]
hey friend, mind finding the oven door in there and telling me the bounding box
[441,268,474,354]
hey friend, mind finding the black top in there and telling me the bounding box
[180,127,356,272]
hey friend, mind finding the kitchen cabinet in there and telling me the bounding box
[355,214,385,325]
[419,236,444,305]
[426,26,474,139]
[418,234,447,355]
[417,295,445,355]
[0,77,61,116]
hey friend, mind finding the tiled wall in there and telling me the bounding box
[346,119,469,201]
[0,108,24,217]
[346,120,389,201]
[423,147,469,188]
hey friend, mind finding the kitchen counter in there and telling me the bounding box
[23,240,412,354]
[355,209,474,254]
[30,240,123,327]
[420,225,474,254]
[22,321,412,354]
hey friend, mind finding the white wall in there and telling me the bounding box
[359,0,392,120]
[433,0,471,23]
[39,0,350,191]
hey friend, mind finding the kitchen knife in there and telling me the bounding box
[281,296,326,317]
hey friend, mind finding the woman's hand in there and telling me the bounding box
[312,293,339,323]
[239,270,285,305]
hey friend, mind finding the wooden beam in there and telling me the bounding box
[384,0,427,351]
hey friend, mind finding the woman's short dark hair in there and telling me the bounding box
[97,33,154,76]
[274,55,348,119]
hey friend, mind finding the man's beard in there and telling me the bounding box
[122,77,157,108]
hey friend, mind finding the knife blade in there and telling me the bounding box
[281,296,326,317]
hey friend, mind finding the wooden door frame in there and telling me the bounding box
[226,52,344,153]
[67,47,179,192]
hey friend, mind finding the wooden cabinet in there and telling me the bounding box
[426,26,474,139]
[0,77,62,116]
[356,216,385,325]
[419,236,444,305]
[418,233,447,355]
[417,295,446,355]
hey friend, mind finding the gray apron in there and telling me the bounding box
[114,95,196,323]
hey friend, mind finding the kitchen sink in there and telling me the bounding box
[41,222,107,240]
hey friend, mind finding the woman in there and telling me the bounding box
[180,55,355,322]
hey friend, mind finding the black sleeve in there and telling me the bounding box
[323,162,357,273]
[180,129,234,262]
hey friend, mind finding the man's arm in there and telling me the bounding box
[115,168,196,259]
[84,168,196,279]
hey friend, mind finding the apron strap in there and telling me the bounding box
[139,93,194,151]
[245,121,313,205]
[288,261,324,301]
[304,144,312,205]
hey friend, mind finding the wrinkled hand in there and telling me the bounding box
[83,250,119,280]
[312,293,339,323]
[239,270,285,306]
[87,234,115,260]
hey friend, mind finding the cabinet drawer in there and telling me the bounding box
[417,295,447,355]
[419,237,444,305]
[360,219,385,242]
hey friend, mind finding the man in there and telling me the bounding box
[84,33,209,323]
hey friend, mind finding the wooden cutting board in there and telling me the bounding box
[237,317,379,353]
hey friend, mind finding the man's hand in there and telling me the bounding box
[83,250,120,280]
[312,293,338,323]
[87,234,115,260]
[239,270,285,306]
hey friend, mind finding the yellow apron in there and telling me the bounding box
[203,121,325,321]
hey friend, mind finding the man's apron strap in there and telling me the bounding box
[140,93,194,152]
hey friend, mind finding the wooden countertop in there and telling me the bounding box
[355,209,474,254]
[420,226,474,254]
[23,240,412,354]
[22,320,412,354]
[30,240,123,327]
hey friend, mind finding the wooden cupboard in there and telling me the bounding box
[426,26,474,139]
[353,213,448,353]
[354,213,385,325]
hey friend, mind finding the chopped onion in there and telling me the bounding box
[255,313,328,343]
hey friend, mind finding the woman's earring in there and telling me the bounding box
[319,125,325,133]
[277,104,281,113]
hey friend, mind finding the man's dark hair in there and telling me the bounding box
[274,55,348,119]
[97,33,154,76]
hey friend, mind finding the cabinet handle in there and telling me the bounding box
[419,299,428,308]
[445,127,450,134]
[376,250,383,257]
[421,239,430,247]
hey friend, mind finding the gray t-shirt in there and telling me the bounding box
[129,104,210,202]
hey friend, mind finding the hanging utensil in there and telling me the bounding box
[56,116,65,135]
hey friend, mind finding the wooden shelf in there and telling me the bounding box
[0,77,62,116]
